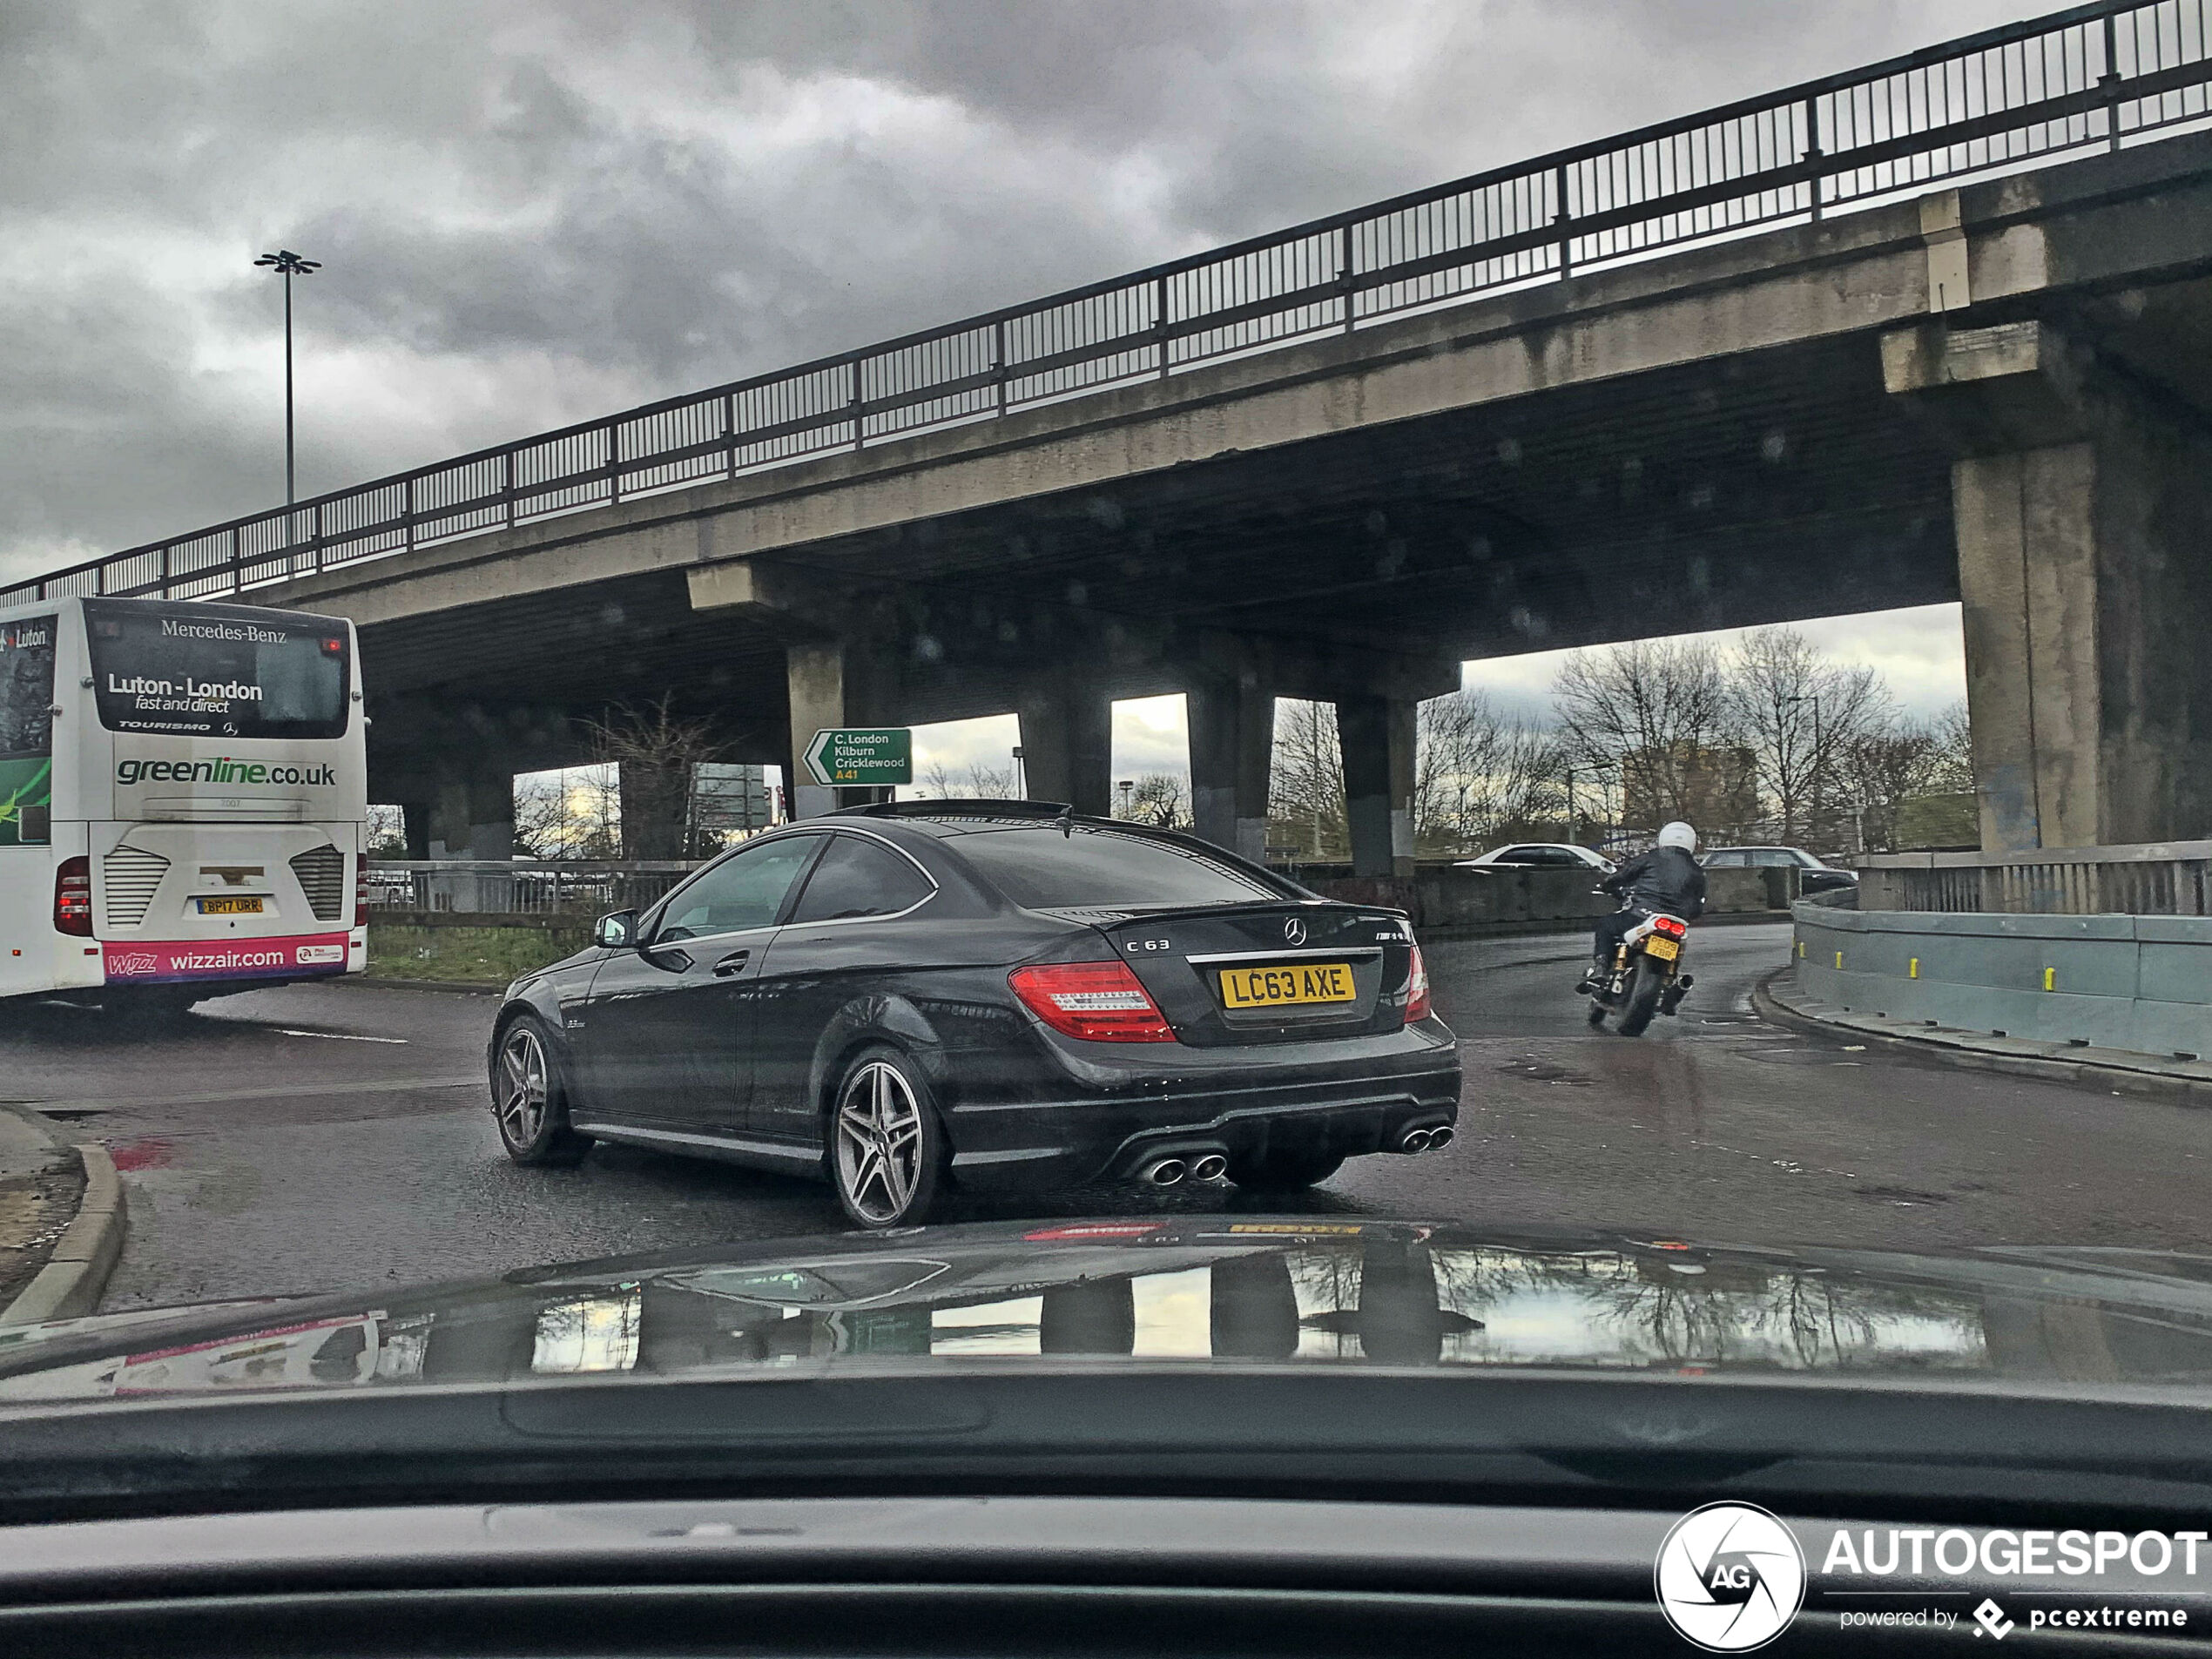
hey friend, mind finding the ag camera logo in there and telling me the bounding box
[1655,1502,1805,1651]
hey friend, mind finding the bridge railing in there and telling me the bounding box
[12,0,2212,610]
[1858,840,2212,914]
[365,860,702,917]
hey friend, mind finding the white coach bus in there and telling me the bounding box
[0,595,368,1011]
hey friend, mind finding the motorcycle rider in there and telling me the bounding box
[1580,820,1707,993]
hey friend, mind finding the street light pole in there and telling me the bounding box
[253,249,322,516]
[1786,693,1823,843]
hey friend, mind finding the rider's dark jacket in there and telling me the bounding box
[1601,845,1708,920]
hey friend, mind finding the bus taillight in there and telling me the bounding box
[355,871,368,927]
[54,858,91,936]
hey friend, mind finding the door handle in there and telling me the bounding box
[711,948,752,977]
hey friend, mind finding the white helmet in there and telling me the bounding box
[1657,820,1698,853]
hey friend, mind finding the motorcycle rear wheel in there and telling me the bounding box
[1617,957,1667,1036]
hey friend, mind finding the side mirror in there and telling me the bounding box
[594,909,637,950]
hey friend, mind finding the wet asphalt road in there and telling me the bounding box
[2,921,2209,1312]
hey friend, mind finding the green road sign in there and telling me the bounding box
[804,727,913,786]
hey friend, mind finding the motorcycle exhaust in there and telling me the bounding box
[1397,1127,1433,1153]
[1190,1153,1230,1183]
[1141,1157,1188,1187]
[1426,1125,1454,1150]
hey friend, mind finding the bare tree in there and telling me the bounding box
[583,695,729,859]
[964,759,1015,798]
[1127,772,1190,829]
[1269,698,1345,859]
[512,772,577,860]
[1414,688,1565,853]
[1724,627,1888,845]
[1553,639,1731,833]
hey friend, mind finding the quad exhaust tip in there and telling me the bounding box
[1142,1157,1188,1187]
[1398,1128,1433,1153]
[1427,1124,1453,1150]
[1190,1153,1230,1183]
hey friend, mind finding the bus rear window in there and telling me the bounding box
[84,600,349,739]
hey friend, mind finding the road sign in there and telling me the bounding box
[804,727,913,786]
[691,763,773,833]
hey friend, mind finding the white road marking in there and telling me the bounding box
[275,1029,409,1043]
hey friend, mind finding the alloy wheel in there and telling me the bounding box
[834,1060,925,1224]
[496,1024,550,1149]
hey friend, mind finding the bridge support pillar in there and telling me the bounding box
[1888,320,2212,850]
[421,753,515,861]
[1017,678,1113,815]
[1337,695,1415,878]
[1187,676,1275,863]
[785,642,852,821]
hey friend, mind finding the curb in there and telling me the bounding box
[0,1141,127,1326]
[1753,968,2212,1106]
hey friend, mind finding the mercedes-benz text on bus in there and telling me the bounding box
[0,596,368,1009]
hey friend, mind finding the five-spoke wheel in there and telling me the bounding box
[492,1015,591,1165]
[831,1049,945,1227]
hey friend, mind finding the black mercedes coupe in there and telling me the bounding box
[487,802,1460,1226]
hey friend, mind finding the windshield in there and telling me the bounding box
[83,598,349,739]
[8,6,2212,1611]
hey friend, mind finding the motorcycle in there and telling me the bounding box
[1583,905,1694,1036]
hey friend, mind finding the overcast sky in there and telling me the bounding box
[3,0,2020,781]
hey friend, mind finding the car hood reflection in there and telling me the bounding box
[8,1222,2212,1401]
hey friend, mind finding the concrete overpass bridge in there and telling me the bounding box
[15,1,2212,872]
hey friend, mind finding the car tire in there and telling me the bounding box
[492,1015,592,1167]
[1227,1147,1345,1192]
[828,1045,949,1229]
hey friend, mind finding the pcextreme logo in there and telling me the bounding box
[1654,1502,1806,1651]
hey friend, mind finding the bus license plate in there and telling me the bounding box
[1218,962,1355,1009]
[1644,936,1679,961]
[196,896,265,915]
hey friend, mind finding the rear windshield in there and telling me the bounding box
[947,824,1285,908]
[84,598,350,739]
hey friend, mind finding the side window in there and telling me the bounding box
[656,834,823,941]
[0,614,57,847]
[1529,848,1575,867]
[1705,850,1745,869]
[788,835,934,923]
[1753,849,1794,868]
[1497,846,1537,863]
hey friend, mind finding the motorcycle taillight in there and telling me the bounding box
[1653,916,1688,939]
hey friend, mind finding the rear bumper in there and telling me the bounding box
[943,1019,1462,1190]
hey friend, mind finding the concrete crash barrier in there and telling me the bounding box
[1791,900,2212,1060]
[1313,865,1795,935]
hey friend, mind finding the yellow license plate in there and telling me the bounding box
[1643,936,1680,961]
[197,896,265,915]
[1218,961,1356,1009]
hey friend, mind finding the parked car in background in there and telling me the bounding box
[1700,845,1858,893]
[1453,842,1616,875]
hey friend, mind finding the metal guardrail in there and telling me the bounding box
[10,2,2212,611]
[1858,840,2212,914]
[365,860,701,915]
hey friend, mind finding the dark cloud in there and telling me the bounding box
[0,0,2026,580]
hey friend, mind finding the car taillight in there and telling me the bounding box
[54,856,91,936]
[1654,916,1689,939]
[1008,961,1176,1043]
[1405,941,1432,1022]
